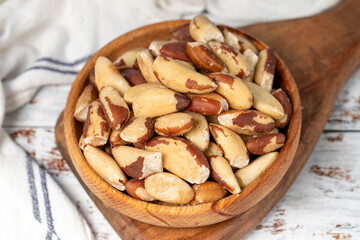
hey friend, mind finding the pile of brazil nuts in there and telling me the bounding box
[74,15,292,205]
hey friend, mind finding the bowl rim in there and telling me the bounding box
[64,20,301,227]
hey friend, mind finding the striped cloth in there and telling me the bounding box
[0,0,339,239]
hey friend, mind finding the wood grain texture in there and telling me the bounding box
[54,0,360,238]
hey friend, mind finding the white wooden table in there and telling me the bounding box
[4,68,360,240]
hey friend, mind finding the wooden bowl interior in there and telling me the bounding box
[64,20,301,228]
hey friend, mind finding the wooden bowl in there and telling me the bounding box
[63,20,301,228]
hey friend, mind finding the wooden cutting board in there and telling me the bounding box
[55,0,360,239]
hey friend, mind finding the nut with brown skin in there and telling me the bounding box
[244,81,284,119]
[208,73,253,110]
[184,112,209,151]
[137,49,160,83]
[160,42,191,62]
[240,127,279,143]
[74,85,97,122]
[189,15,224,43]
[99,86,130,131]
[152,55,217,94]
[149,40,174,57]
[186,92,229,115]
[146,136,210,184]
[82,100,110,146]
[209,124,249,168]
[223,28,259,54]
[205,115,220,125]
[272,88,292,128]
[88,69,96,88]
[155,112,194,136]
[120,68,147,86]
[254,48,276,92]
[112,146,162,180]
[120,117,154,144]
[113,47,146,69]
[109,129,130,147]
[235,152,279,188]
[218,110,275,135]
[123,82,166,105]
[132,87,190,117]
[125,179,156,201]
[144,172,194,204]
[208,41,250,78]
[242,49,259,82]
[187,42,226,73]
[171,23,194,42]
[246,133,285,155]
[94,56,131,95]
[203,141,223,159]
[210,155,241,194]
[190,181,227,205]
[83,145,127,191]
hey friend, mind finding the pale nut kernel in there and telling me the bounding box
[120,117,154,143]
[123,82,166,104]
[155,112,194,136]
[218,110,275,135]
[235,152,279,188]
[186,42,226,73]
[190,181,227,205]
[149,40,173,57]
[113,47,146,69]
[210,155,241,194]
[186,93,229,115]
[109,129,130,147]
[146,136,210,184]
[94,56,131,95]
[137,49,160,83]
[208,41,250,78]
[244,81,284,119]
[184,112,210,151]
[83,145,127,191]
[125,179,157,201]
[171,23,194,42]
[112,146,162,180]
[223,28,259,54]
[242,49,259,82]
[159,42,191,62]
[272,88,292,128]
[203,141,223,159]
[120,68,147,86]
[99,86,130,131]
[82,100,110,146]
[132,87,190,117]
[189,15,224,43]
[254,48,276,92]
[74,85,97,122]
[144,172,194,204]
[79,135,86,150]
[173,59,196,71]
[152,55,217,94]
[246,133,285,155]
[208,73,253,110]
[209,124,249,168]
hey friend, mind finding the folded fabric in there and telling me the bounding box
[0,0,339,239]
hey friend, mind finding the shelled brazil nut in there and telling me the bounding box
[74,15,293,206]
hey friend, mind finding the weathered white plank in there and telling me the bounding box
[246,132,360,240]
[4,127,118,240]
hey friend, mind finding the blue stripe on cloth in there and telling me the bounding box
[35,55,92,67]
[24,66,79,75]
[40,168,60,240]
[26,154,41,223]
